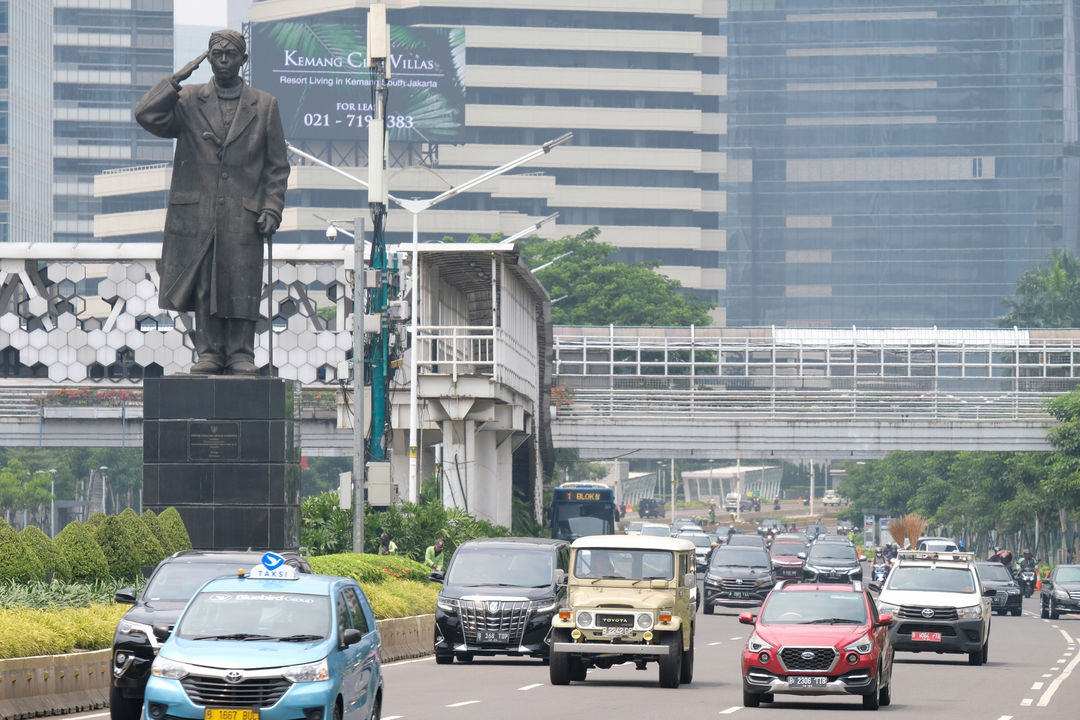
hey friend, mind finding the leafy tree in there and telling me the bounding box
[0,460,54,525]
[119,508,167,569]
[1000,249,1080,327]
[54,521,109,582]
[0,519,45,582]
[452,228,714,326]
[141,509,173,555]
[301,491,354,555]
[19,525,72,582]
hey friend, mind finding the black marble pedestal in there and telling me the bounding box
[142,376,300,551]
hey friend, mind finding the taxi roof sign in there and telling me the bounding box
[246,552,299,579]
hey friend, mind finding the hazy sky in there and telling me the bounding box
[175,0,227,26]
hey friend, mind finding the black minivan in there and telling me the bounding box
[430,537,569,663]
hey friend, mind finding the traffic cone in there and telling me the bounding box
[1036,575,1041,591]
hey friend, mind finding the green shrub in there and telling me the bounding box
[309,553,433,584]
[84,510,107,534]
[119,508,167,569]
[0,578,132,609]
[141,509,172,555]
[363,500,511,561]
[19,525,72,582]
[0,604,126,659]
[0,520,45,583]
[362,580,438,619]
[94,514,144,580]
[54,521,110,583]
[157,507,192,552]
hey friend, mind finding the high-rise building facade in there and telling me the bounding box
[96,0,729,319]
[720,0,1080,327]
[1,0,174,244]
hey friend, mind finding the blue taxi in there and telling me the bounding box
[143,553,382,720]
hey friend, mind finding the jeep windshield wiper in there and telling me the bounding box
[591,575,626,584]
[274,634,324,642]
[192,633,276,641]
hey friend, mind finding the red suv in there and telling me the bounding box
[739,581,894,710]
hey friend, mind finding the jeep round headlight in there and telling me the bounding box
[636,612,653,630]
[576,611,593,628]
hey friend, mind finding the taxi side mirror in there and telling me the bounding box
[428,571,445,584]
[152,625,172,642]
[114,588,137,605]
[342,628,363,646]
[738,612,756,625]
[875,614,893,627]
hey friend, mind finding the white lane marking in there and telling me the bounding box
[1060,628,1074,644]
[446,700,480,708]
[1020,699,1033,707]
[998,716,1013,720]
[720,707,742,714]
[708,641,723,646]
[1032,681,1044,690]
[1039,643,1080,707]
[730,636,742,640]
[1043,673,1054,678]
[385,656,433,667]
[1052,625,1060,629]
[1057,658,1067,664]
[518,683,543,691]
[384,716,403,720]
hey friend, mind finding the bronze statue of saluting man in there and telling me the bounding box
[136,30,290,375]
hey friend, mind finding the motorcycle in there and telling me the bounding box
[871,560,889,585]
[1019,569,1037,598]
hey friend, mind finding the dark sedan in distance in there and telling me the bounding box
[1041,564,1080,619]
[976,561,1022,616]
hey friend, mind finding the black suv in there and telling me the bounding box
[431,537,569,663]
[109,550,311,720]
[803,541,863,583]
[703,545,775,613]
[638,497,664,518]
[976,561,1022,616]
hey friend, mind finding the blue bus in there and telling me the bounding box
[550,482,619,541]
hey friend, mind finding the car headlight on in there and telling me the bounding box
[843,635,873,655]
[576,611,594,628]
[282,658,330,683]
[957,604,982,619]
[747,633,774,653]
[877,601,900,616]
[635,612,654,630]
[530,599,559,613]
[150,657,191,680]
[436,598,456,612]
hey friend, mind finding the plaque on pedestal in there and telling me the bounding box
[142,376,300,551]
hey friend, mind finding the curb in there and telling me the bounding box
[0,615,435,719]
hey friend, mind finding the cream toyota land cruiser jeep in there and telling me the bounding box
[549,535,697,688]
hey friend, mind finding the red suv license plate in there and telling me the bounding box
[789,676,827,688]
[911,631,941,642]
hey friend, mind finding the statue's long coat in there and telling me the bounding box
[135,78,290,319]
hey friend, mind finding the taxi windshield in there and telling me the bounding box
[760,591,868,625]
[574,548,673,580]
[176,591,330,641]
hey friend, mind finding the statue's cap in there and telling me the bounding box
[209,29,246,54]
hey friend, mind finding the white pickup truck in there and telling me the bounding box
[822,490,842,507]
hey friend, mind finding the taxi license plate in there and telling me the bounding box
[479,630,510,643]
[911,631,941,642]
[205,710,258,720]
[602,626,635,637]
[789,676,827,688]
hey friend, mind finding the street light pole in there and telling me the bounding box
[48,468,56,536]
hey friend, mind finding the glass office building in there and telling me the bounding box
[720,0,1080,327]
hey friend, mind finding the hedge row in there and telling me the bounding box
[0,508,192,584]
[309,553,439,619]
[0,604,127,659]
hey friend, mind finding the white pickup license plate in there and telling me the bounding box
[911,631,941,642]
[788,676,827,688]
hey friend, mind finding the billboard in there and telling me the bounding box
[252,22,466,143]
